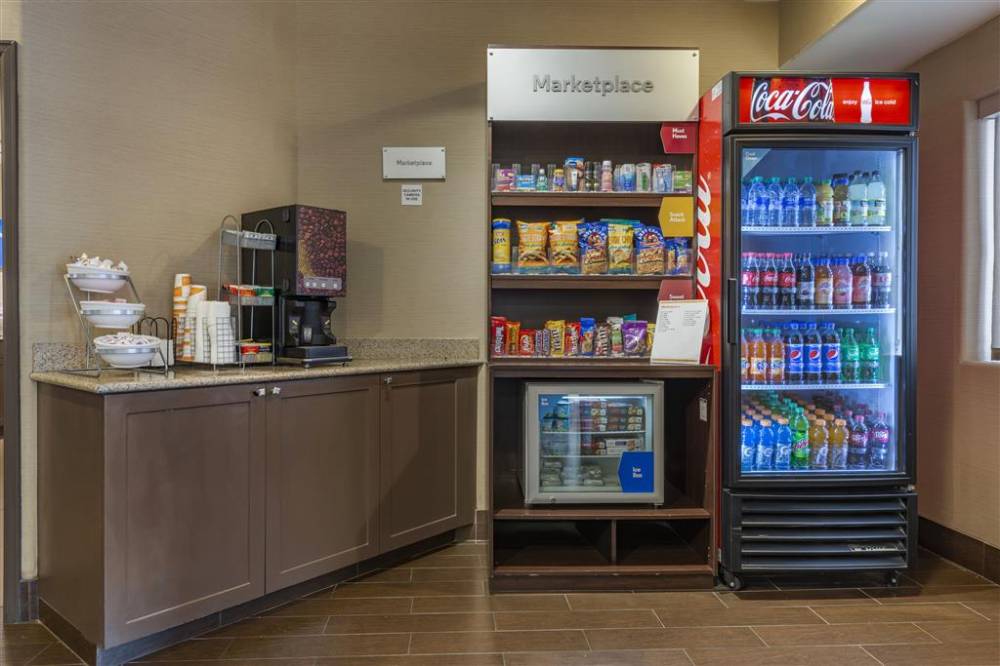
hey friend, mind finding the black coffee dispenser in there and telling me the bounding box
[242,205,349,366]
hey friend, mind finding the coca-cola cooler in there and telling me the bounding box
[697,72,919,589]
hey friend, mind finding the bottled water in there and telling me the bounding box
[781,178,799,227]
[867,170,886,226]
[749,176,768,227]
[740,179,750,226]
[766,177,783,227]
[798,176,817,226]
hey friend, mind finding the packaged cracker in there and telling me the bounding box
[546,320,566,357]
[516,220,549,273]
[578,222,608,275]
[595,323,611,356]
[634,224,666,275]
[623,320,648,356]
[519,329,535,356]
[606,221,636,274]
[490,316,506,357]
[491,218,512,273]
[565,322,581,356]
[674,237,693,275]
[548,220,581,273]
[504,321,520,356]
[579,317,596,356]
[608,316,625,356]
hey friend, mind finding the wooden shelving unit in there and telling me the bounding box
[487,119,716,592]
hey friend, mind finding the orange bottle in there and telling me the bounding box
[741,330,750,382]
[749,328,768,384]
[829,418,849,470]
[808,417,829,469]
[766,327,785,384]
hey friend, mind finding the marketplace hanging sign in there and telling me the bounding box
[487,47,699,122]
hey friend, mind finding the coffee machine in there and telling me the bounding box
[241,205,349,366]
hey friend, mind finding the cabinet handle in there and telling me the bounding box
[253,387,266,397]
[271,386,282,395]
[384,376,393,385]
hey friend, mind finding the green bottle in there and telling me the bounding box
[790,408,811,469]
[841,328,860,383]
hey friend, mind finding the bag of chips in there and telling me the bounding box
[579,317,596,356]
[634,224,666,275]
[606,222,635,274]
[578,222,608,275]
[516,220,549,273]
[623,320,648,356]
[548,220,581,273]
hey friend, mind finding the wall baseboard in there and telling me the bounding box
[919,517,999,583]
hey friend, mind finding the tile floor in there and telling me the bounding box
[1,542,998,665]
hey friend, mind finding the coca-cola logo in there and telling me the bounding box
[695,174,712,299]
[750,78,835,123]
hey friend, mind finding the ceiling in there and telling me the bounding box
[782,0,1000,71]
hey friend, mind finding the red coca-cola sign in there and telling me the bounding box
[738,76,912,126]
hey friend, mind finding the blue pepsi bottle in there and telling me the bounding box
[740,418,757,472]
[774,418,792,470]
[784,322,804,383]
[803,322,823,384]
[755,418,775,470]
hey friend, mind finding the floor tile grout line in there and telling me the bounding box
[581,627,593,651]
[859,645,887,666]
[680,647,697,666]
[910,621,944,644]
[406,631,413,655]
[747,625,770,647]
[806,606,831,624]
[712,590,732,608]
[958,601,995,621]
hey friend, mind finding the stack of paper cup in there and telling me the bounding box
[172,274,191,330]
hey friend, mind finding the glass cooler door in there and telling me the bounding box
[524,382,664,504]
[732,137,914,484]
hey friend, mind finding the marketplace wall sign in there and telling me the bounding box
[487,47,699,122]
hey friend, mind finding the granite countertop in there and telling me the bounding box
[31,357,481,394]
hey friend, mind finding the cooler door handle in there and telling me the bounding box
[726,278,739,345]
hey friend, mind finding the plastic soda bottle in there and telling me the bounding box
[816,178,834,226]
[808,417,830,469]
[784,322,804,383]
[803,322,823,383]
[860,327,881,382]
[847,414,870,469]
[821,322,841,384]
[815,257,833,308]
[868,412,891,470]
[796,253,815,308]
[740,329,750,383]
[750,176,768,227]
[867,170,886,226]
[848,171,869,226]
[767,327,786,384]
[798,177,817,227]
[740,179,750,224]
[781,178,799,227]
[774,418,792,470]
[790,409,811,469]
[832,174,850,226]
[755,419,775,470]
[759,253,778,307]
[832,257,853,308]
[871,251,893,307]
[740,418,757,472]
[841,327,860,383]
[828,418,848,469]
[767,177,783,227]
[749,329,768,385]
[778,253,797,309]
[741,252,760,309]
[852,255,872,308]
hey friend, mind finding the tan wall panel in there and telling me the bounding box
[4,1,298,578]
[294,0,780,510]
[778,0,865,65]
[909,16,1000,548]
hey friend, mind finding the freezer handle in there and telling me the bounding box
[726,278,739,345]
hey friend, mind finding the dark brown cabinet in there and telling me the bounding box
[37,364,477,655]
[379,368,476,552]
[265,375,380,591]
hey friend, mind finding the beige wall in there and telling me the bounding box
[778,0,864,65]
[1,1,298,578]
[909,16,1000,548]
[294,0,779,510]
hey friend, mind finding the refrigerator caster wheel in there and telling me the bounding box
[721,570,744,591]
[886,571,900,587]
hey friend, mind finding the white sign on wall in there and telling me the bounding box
[401,184,423,206]
[487,47,699,122]
[383,146,446,179]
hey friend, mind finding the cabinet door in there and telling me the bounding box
[104,384,267,647]
[380,367,476,552]
[265,375,380,592]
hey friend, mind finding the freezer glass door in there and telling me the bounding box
[525,383,663,503]
[735,139,911,481]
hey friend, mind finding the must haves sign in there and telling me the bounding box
[487,47,699,122]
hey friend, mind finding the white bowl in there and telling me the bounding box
[94,334,161,369]
[66,268,129,294]
[80,301,145,329]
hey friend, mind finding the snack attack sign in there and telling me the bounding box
[737,75,914,127]
[487,47,699,122]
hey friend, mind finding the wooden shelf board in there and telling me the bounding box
[490,275,689,290]
[492,563,713,576]
[493,507,710,521]
[491,192,689,207]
